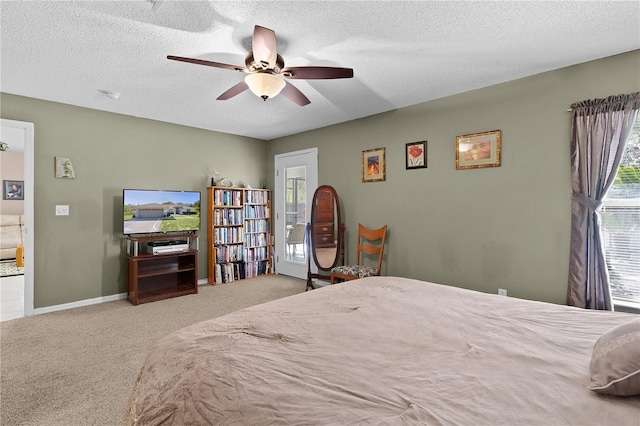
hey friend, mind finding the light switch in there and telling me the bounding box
[56,205,69,216]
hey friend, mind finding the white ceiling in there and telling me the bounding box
[1,1,639,141]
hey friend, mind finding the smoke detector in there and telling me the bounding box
[98,90,120,100]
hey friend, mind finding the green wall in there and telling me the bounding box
[0,94,267,308]
[2,50,638,309]
[267,50,640,304]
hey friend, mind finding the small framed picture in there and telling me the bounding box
[55,157,76,179]
[456,130,501,170]
[406,141,427,170]
[362,147,386,182]
[3,180,24,200]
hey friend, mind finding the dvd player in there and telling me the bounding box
[147,243,189,255]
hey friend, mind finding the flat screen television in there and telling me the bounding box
[123,189,201,235]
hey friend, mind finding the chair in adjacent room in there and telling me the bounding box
[330,224,387,283]
[286,223,307,258]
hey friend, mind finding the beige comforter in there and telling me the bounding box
[125,276,640,425]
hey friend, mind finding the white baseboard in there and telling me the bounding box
[34,292,128,315]
[33,278,211,315]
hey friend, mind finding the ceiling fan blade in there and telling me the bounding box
[282,66,354,80]
[280,81,311,106]
[252,25,277,68]
[217,81,249,100]
[167,55,245,72]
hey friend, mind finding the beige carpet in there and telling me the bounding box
[0,274,305,426]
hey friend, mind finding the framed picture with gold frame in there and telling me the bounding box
[456,130,501,170]
[362,147,385,182]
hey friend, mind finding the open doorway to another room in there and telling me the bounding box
[1,119,34,321]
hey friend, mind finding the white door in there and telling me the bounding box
[274,148,318,279]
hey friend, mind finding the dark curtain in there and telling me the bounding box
[567,92,640,310]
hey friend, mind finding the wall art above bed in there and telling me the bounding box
[362,147,385,182]
[405,141,427,170]
[456,129,501,170]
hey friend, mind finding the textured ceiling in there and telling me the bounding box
[1,1,639,141]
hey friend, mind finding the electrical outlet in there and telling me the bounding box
[55,205,69,216]
[498,288,507,296]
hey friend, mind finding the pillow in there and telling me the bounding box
[589,318,640,396]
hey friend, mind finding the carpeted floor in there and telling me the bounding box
[0,260,24,277]
[0,274,306,426]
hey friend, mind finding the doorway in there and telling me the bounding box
[274,148,318,279]
[0,119,34,320]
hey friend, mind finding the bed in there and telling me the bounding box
[125,276,640,425]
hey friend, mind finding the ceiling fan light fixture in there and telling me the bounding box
[169,25,351,106]
[244,72,285,101]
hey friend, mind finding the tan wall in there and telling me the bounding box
[1,50,638,309]
[267,50,640,305]
[0,95,267,308]
[0,151,25,215]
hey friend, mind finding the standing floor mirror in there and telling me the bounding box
[306,185,345,290]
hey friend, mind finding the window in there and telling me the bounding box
[602,115,640,304]
[284,168,306,228]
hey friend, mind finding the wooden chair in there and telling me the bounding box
[330,224,387,283]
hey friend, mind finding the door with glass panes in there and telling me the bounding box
[274,148,318,279]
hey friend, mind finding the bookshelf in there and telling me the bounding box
[207,187,272,284]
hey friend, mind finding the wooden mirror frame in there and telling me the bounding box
[306,185,345,291]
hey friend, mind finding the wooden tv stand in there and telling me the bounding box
[126,234,199,305]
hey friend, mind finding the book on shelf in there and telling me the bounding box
[213,188,242,206]
[214,261,246,283]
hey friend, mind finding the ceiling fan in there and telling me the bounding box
[168,25,354,106]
